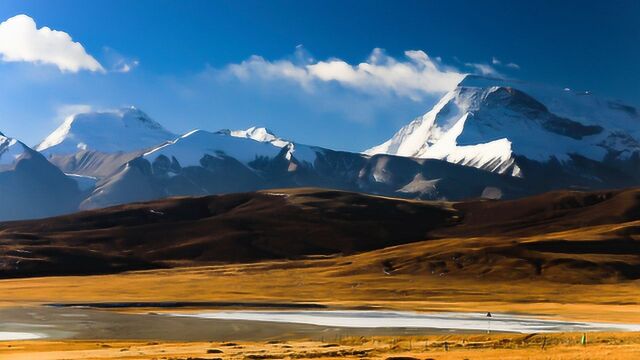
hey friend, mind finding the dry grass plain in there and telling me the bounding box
[0,251,639,322]
[2,244,640,358]
[2,188,640,358]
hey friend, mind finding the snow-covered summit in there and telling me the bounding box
[229,126,289,146]
[0,132,29,166]
[143,126,321,170]
[143,129,285,168]
[227,126,318,164]
[366,75,640,177]
[37,107,177,155]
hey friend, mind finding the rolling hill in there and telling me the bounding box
[1,187,638,283]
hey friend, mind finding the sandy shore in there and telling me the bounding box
[4,333,640,360]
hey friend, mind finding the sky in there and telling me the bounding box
[0,0,638,151]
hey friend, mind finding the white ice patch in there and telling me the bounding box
[0,331,46,341]
[163,310,640,334]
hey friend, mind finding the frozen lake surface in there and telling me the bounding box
[0,331,45,341]
[165,310,640,333]
[4,307,640,341]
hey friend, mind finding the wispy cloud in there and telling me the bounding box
[465,62,501,77]
[226,48,464,101]
[102,47,139,73]
[506,62,520,69]
[52,104,93,126]
[114,61,139,73]
[0,14,104,73]
[492,56,520,70]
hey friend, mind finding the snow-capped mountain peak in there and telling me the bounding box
[226,126,290,148]
[0,132,31,166]
[37,107,177,155]
[231,126,277,142]
[143,129,285,168]
[228,126,320,164]
[366,75,640,178]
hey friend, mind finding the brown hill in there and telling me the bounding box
[0,189,456,277]
[1,187,639,282]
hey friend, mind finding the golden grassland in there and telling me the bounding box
[3,333,640,360]
[3,208,640,319]
[1,251,639,323]
[1,214,639,358]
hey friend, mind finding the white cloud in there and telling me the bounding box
[115,60,140,73]
[55,104,93,122]
[492,56,520,70]
[114,59,139,73]
[102,47,139,73]
[226,48,464,101]
[465,62,501,77]
[0,14,104,73]
[506,62,521,69]
[228,55,312,88]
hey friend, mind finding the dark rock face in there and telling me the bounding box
[477,87,603,140]
[79,145,525,210]
[44,150,144,178]
[0,148,81,221]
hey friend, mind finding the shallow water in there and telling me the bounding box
[164,310,640,333]
[3,307,640,341]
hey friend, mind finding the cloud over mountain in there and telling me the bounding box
[226,48,464,101]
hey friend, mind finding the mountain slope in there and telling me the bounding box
[0,188,458,277]
[2,187,639,283]
[366,75,640,181]
[0,132,81,220]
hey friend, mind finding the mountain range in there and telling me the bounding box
[2,75,639,221]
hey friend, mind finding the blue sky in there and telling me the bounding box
[1,0,638,151]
